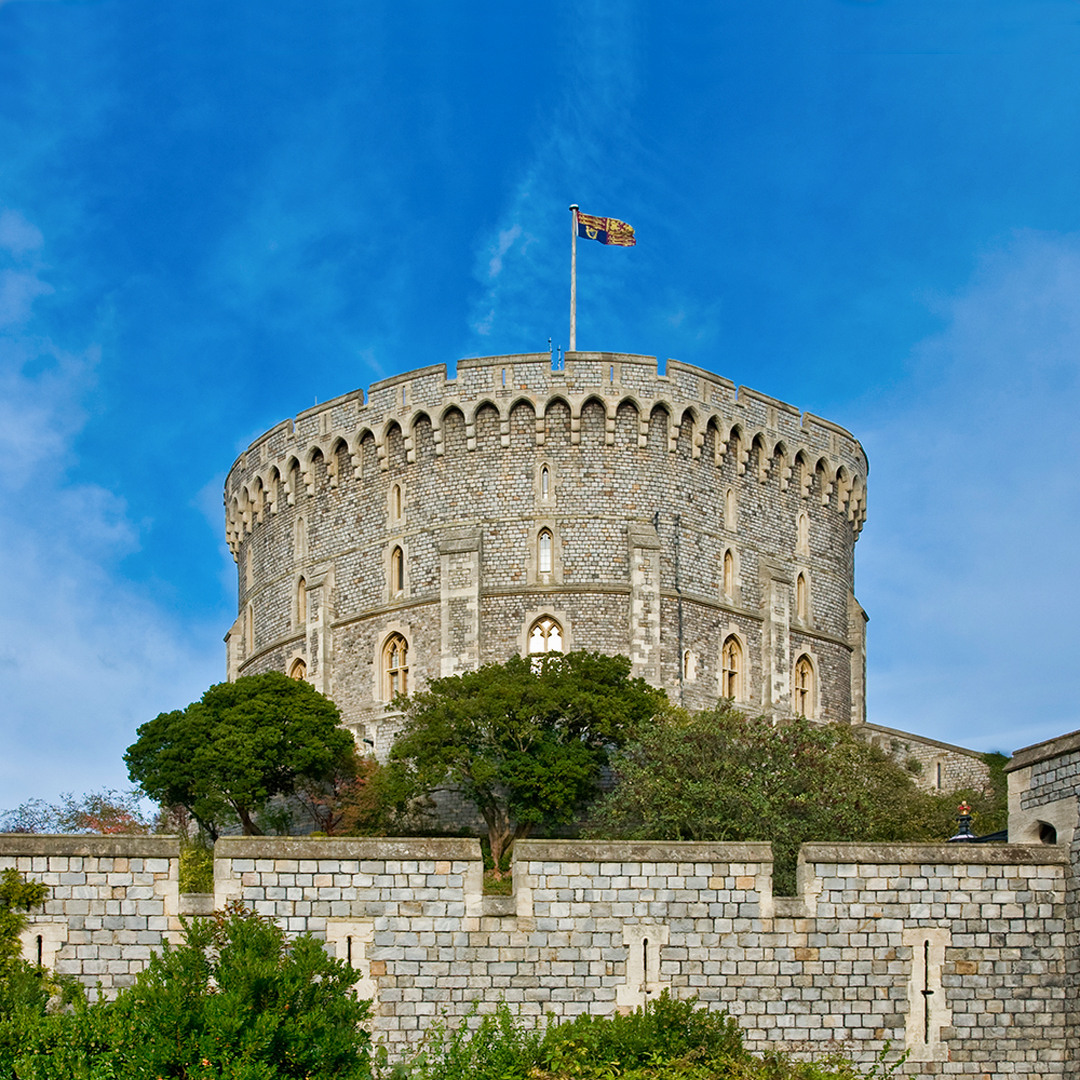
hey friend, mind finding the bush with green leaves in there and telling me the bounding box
[12,902,373,1080]
[398,994,902,1080]
[588,704,1006,895]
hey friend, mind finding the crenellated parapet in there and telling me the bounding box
[222,351,870,739]
[223,352,868,557]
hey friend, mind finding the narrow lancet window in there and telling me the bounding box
[538,529,553,574]
[722,636,742,699]
[391,546,404,594]
[794,655,814,716]
[384,634,409,699]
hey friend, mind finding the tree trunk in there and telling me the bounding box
[235,805,265,836]
[481,805,514,879]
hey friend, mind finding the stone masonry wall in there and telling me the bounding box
[0,835,179,993]
[222,353,870,746]
[4,833,1068,1078]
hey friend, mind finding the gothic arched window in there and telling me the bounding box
[796,573,808,621]
[384,634,409,699]
[721,635,742,699]
[538,529,553,574]
[297,577,307,624]
[723,550,735,599]
[528,616,563,655]
[391,546,404,595]
[794,655,814,716]
[289,658,307,681]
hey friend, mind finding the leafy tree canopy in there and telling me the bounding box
[385,651,665,870]
[588,704,1004,895]
[125,673,357,840]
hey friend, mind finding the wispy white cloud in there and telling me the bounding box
[0,209,221,806]
[858,230,1080,754]
[465,1,644,350]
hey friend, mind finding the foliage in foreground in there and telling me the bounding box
[399,995,902,1080]
[588,704,1007,895]
[6,902,372,1080]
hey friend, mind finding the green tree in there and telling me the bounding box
[588,703,983,895]
[125,673,357,840]
[385,652,664,871]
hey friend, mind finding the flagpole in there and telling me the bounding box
[569,204,578,353]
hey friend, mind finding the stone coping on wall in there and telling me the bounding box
[0,833,180,857]
[214,836,482,861]
[860,722,989,760]
[798,841,1068,865]
[514,839,773,863]
[1006,727,1080,772]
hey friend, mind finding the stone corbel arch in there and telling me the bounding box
[303,445,327,495]
[614,394,646,447]
[407,411,432,462]
[772,440,792,491]
[284,456,302,506]
[679,407,703,459]
[794,450,812,499]
[815,457,835,506]
[578,394,614,446]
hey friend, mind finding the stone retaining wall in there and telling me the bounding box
[2,834,1067,1077]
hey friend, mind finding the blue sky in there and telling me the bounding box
[2,0,1079,805]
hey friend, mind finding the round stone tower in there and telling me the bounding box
[224,352,868,751]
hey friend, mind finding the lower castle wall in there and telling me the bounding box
[1,835,1068,1078]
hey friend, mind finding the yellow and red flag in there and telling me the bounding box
[576,211,636,247]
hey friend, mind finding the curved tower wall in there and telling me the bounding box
[223,352,868,750]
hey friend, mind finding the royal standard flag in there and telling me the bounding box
[576,211,636,247]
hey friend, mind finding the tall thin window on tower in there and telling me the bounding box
[722,636,742,699]
[391,546,404,595]
[541,466,550,500]
[538,529,553,574]
[384,634,408,699]
[297,577,307,624]
[796,573,808,621]
[723,550,735,598]
[794,655,814,716]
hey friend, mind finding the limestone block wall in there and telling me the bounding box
[1,834,179,992]
[5,832,1068,1077]
[1007,729,1080,1071]
[208,837,1067,1076]
[222,353,870,746]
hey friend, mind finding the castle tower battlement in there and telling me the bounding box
[224,352,869,745]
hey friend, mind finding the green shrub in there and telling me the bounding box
[395,994,897,1080]
[13,902,373,1079]
[178,841,215,894]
